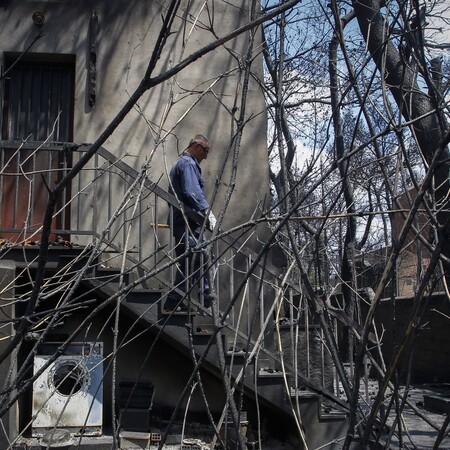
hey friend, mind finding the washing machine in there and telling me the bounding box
[32,342,103,436]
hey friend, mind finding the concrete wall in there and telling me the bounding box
[0,0,269,252]
[362,295,450,383]
[0,1,273,442]
[0,261,17,449]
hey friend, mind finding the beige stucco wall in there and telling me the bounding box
[0,0,269,255]
[0,0,271,429]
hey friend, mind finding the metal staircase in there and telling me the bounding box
[0,141,350,448]
[79,258,350,448]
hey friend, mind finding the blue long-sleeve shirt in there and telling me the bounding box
[169,153,209,235]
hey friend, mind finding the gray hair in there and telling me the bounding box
[188,134,210,149]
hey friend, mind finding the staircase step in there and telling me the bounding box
[126,288,162,304]
[256,369,286,402]
[193,324,214,339]
[191,321,217,357]
[94,265,125,280]
[224,335,249,358]
[290,387,320,399]
[58,252,93,271]
[290,388,348,421]
[258,368,284,379]
[122,296,160,321]
[319,404,348,421]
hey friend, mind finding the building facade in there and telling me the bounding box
[0,2,350,449]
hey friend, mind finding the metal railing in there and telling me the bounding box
[0,140,344,401]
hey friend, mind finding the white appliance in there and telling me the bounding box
[32,342,103,436]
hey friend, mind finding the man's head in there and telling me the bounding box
[186,134,211,162]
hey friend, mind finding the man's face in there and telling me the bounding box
[197,142,210,160]
[191,142,210,162]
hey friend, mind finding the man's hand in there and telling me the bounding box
[207,211,217,231]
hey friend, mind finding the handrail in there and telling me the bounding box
[95,145,283,275]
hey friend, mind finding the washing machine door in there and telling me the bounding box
[32,342,103,436]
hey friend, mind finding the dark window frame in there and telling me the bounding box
[2,52,75,142]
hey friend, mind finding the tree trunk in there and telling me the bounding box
[352,0,450,268]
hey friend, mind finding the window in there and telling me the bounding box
[2,54,74,141]
[0,54,75,240]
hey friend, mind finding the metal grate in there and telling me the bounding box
[3,58,74,141]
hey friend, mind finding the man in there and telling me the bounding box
[164,134,217,313]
